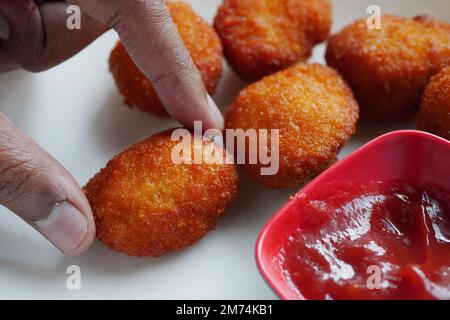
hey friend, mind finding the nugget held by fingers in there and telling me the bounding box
[85,129,239,257]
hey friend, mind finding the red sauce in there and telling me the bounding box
[280,181,450,300]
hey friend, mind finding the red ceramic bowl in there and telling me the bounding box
[255,130,450,300]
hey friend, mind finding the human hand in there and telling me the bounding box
[0,0,223,255]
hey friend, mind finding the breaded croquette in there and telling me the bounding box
[109,1,223,117]
[225,64,359,189]
[326,15,450,121]
[85,130,239,257]
[214,0,332,81]
[417,67,450,140]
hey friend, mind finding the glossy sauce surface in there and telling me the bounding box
[280,181,450,300]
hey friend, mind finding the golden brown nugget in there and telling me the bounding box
[109,1,223,117]
[214,0,332,81]
[225,64,359,189]
[85,130,239,257]
[326,15,450,121]
[417,67,450,140]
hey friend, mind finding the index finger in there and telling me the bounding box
[69,0,224,130]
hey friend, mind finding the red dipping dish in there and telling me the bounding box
[256,130,450,300]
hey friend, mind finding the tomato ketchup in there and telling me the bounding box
[280,181,450,300]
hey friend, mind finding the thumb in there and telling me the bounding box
[0,113,95,255]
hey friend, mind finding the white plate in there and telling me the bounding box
[0,0,448,299]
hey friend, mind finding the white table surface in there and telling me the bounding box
[0,0,448,300]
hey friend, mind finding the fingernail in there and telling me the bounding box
[35,201,88,254]
[207,95,224,130]
[0,13,10,40]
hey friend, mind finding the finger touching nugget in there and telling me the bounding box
[225,64,359,189]
[85,130,239,257]
[109,1,223,117]
[417,67,450,140]
[214,0,332,81]
[326,15,450,121]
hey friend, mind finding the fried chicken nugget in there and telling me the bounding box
[326,15,450,121]
[109,1,223,117]
[214,0,332,81]
[417,67,450,140]
[85,130,239,257]
[225,64,359,189]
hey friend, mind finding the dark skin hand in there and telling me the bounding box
[0,0,223,255]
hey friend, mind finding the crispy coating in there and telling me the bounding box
[225,64,359,189]
[109,1,223,117]
[326,15,450,121]
[214,0,332,81]
[417,67,450,140]
[85,130,239,257]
